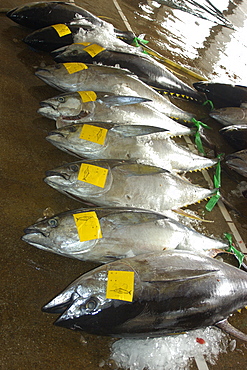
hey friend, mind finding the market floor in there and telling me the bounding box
[1,1,247,369]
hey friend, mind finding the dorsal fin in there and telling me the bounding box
[216,319,247,341]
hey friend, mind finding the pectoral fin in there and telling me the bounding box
[216,319,247,341]
[101,95,151,107]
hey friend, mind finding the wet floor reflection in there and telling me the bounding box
[136,0,247,82]
[1,0,247,369]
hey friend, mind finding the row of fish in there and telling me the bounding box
[197,81,247,178]
[7,1,247,343]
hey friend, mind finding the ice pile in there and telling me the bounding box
[110,327,230,370]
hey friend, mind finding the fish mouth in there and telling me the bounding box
[23,227,48,238]
[61,110,90,121]
[45,170,71,181]
[6,8,17,18]
[39,101,91,121]
[42,297,75,314]
[42,289,77,314]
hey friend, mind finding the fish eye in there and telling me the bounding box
[72,50,79,55]
[48,218,58,227]
[69,164,79,172]
[57,96,65,103]
[85,297,98,311]
[55,64,62,69]
[68,126,77,132]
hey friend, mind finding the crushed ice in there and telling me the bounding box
[110,327,229,370]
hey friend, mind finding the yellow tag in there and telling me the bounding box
[106,270,134,302]
[80,124,108,145]
[73,211,102,242]
[52,24,72,37]
[83,44,105,57]
[78,163,108,188]
[77,91,97,102]
[63,63,88,74]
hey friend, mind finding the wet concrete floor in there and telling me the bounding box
[1,0,247,369]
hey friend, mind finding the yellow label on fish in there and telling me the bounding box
[83,44,105,57]
[73,211,102,242]
[77,91,97,102]
[52,24,72,37]
[106,270,134,302]
[63,62,88,74]
[80,124,108,145]
[78,163,108,188]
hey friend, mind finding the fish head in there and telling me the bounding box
[43,260,143,334]
[22,209,99,256]
[6,2,45,27]
[44,159,114,199]
[210,107,247,126]
[225,150,247,177]
[46,122,113,156]
[52,43,88,62]
[38,92,93,121]
[35,63,89,91]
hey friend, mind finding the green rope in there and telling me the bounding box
[205,154,223,211]
[132,37,149,47]
[224,233,245,267]
[191,118,211,155]
[202,99,214,110]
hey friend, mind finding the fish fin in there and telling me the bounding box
[216,319,247,341]
[172,208,213,223]
[100,95,151,107]
[113,125,167,137]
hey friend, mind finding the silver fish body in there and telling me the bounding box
[38,91,192,136]
[22,207,228,263]
[43,250,247,338]
[44,159,216,212]
[35,63,194,122]
[46,123,217,172]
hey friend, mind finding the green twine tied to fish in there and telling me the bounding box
[132,36,149,48]
[205,153,223,211]
[191,118,211,155]
[202,99,214,110]
[224,232,245,267]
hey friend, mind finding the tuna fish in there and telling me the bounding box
[226,150,247,178]
[6,1,104,29]
[193,82,247,108]
[42,250,247,340]
[22,207,228,263]
[44,159,216,212]
[46,122,217,172]
[24,22,139,54]
[38,92,192,136]
[210,105,247,126]
[52,43,203,101]
[6,1,135,43]
[24,24,86,53]
[35,63,195,122]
